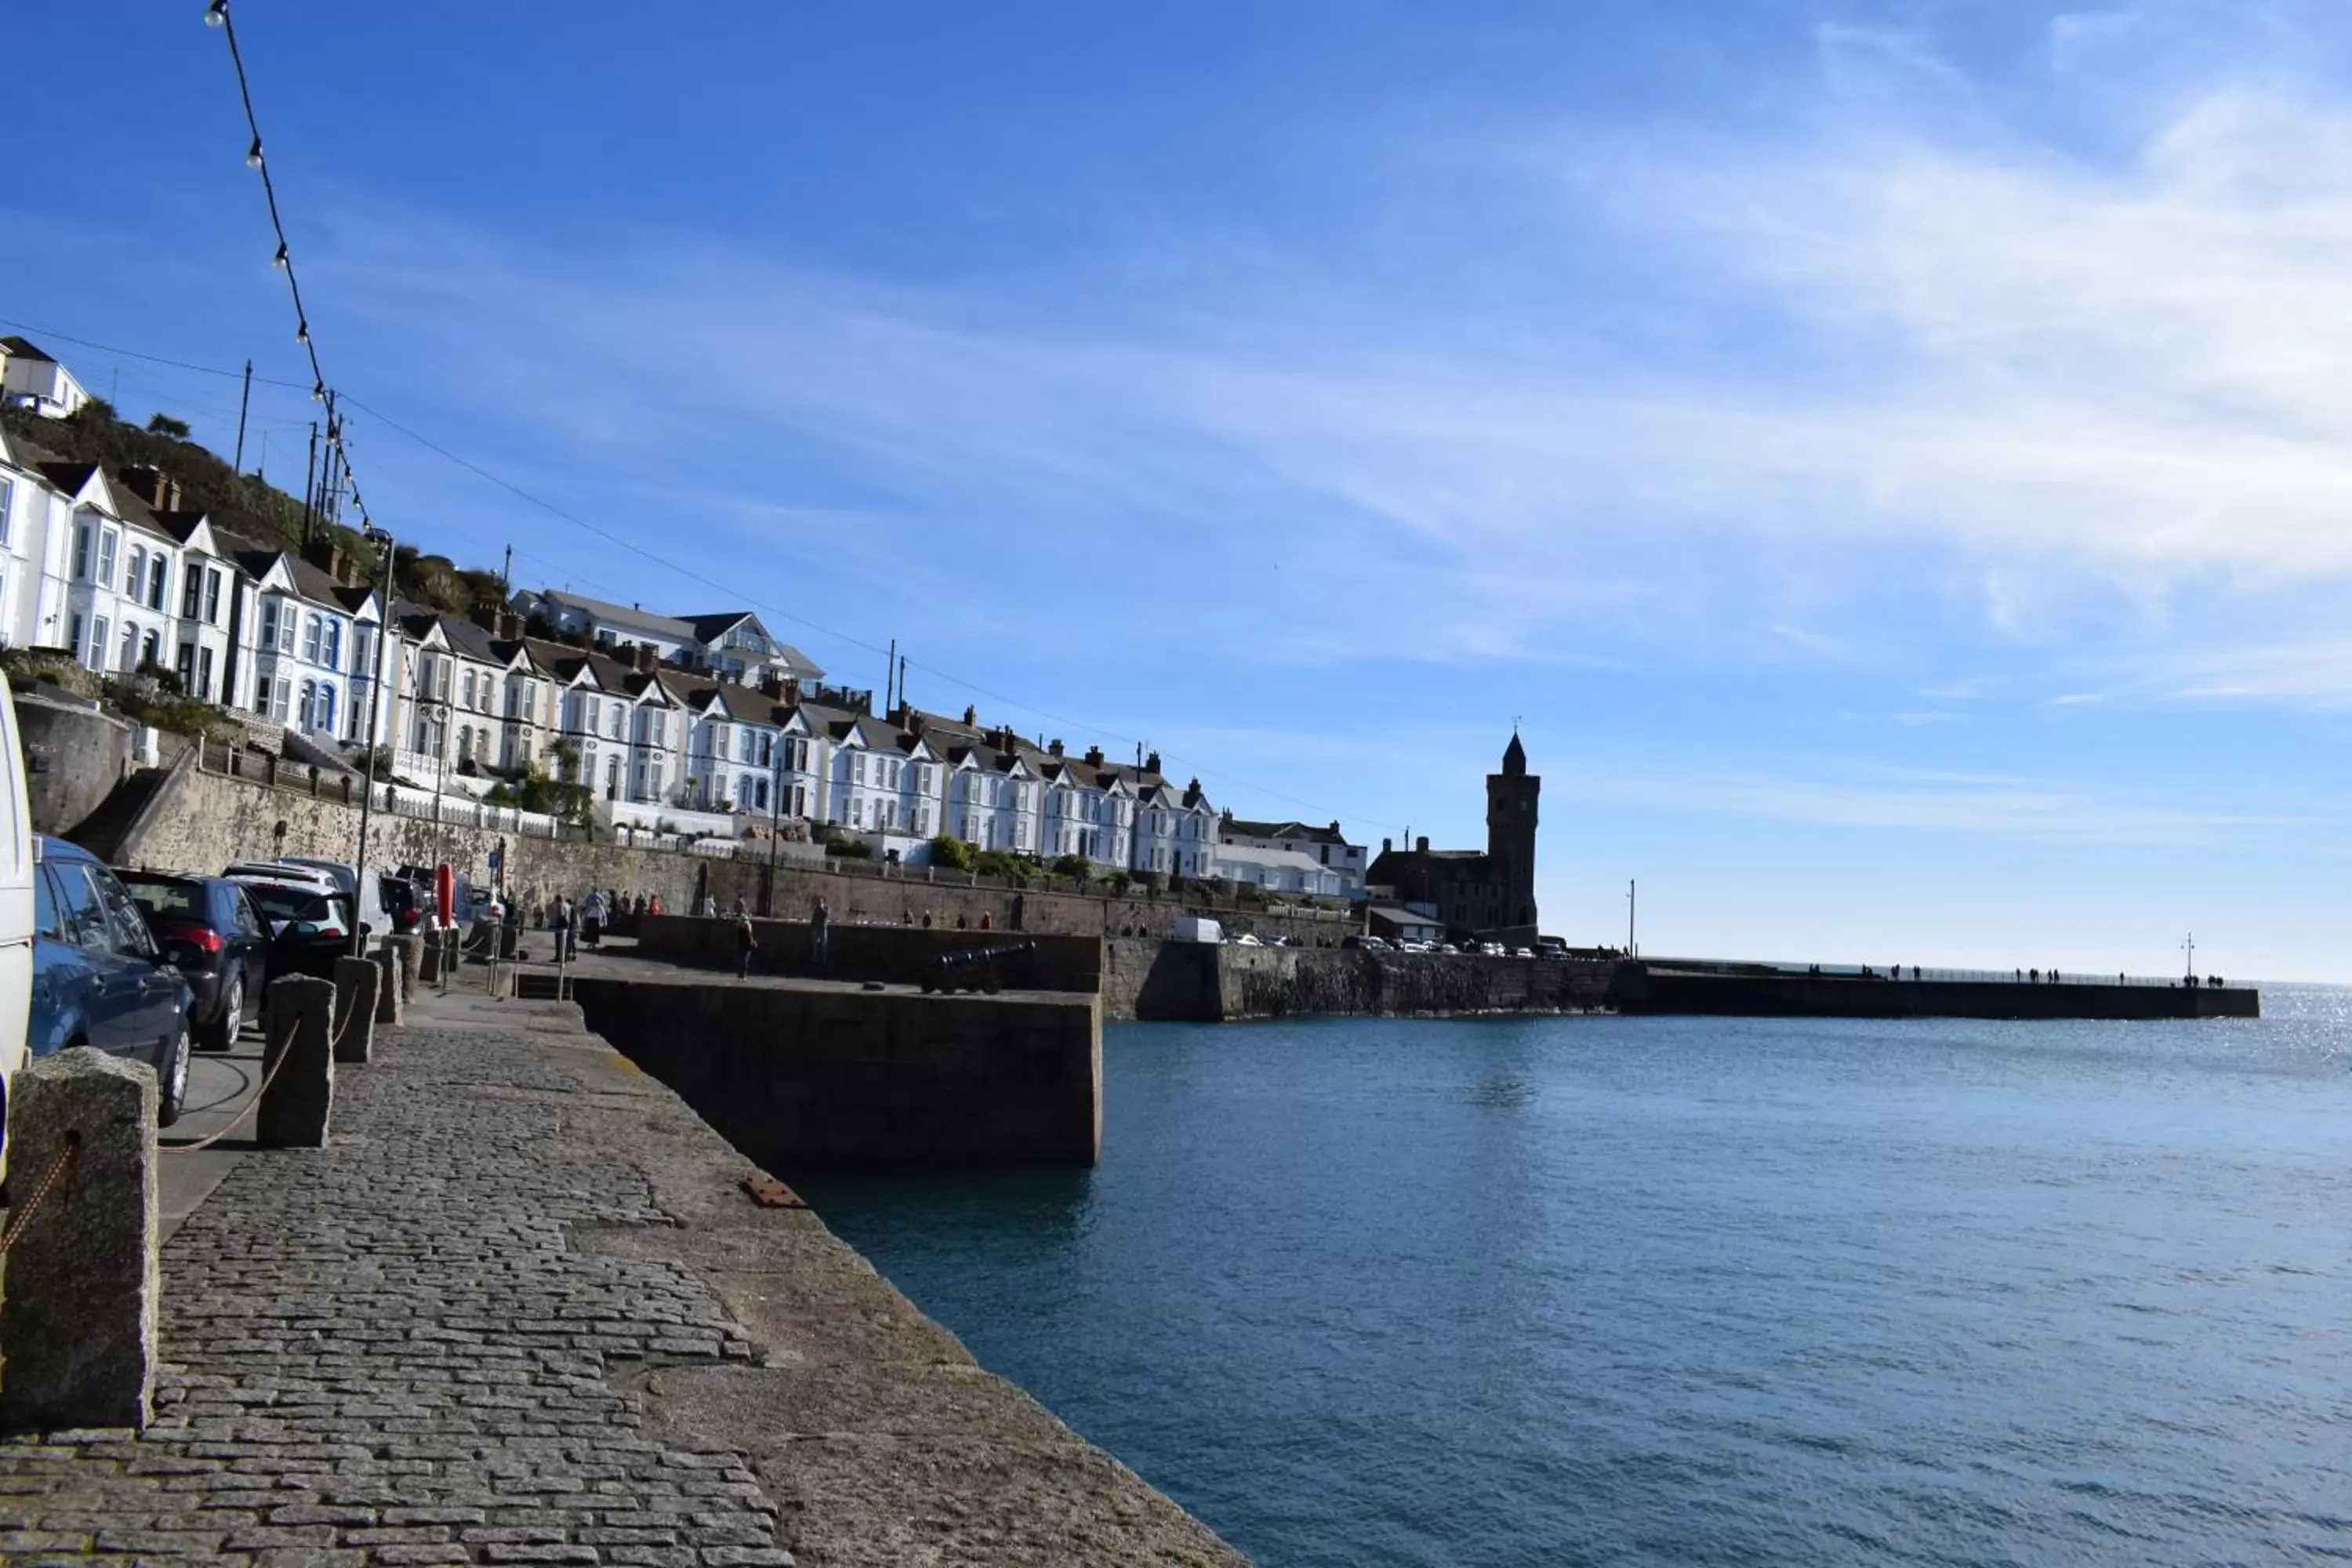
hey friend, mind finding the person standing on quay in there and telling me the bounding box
[811,896,831,971]
[735,909,758,980]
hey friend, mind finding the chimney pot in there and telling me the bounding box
[1382,837,1393,853]
[1048,739,1063,757]
[964,705,978,725]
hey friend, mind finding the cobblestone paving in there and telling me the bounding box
[0,1025,794,1566]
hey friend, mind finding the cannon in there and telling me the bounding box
[920,939,1037,995]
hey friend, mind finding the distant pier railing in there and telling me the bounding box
[1638,957,2233,989]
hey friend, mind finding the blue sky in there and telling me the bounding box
[10,1,2350,978]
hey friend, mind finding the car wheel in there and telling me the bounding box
[202,973,245,1052]
[156,1021,192,1129]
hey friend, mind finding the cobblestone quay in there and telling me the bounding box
[0,993,1242,1566]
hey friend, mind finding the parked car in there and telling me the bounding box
[1512,946,1537,960]
[1479,942,1507,957]
[272,856,392,937]
[0,673,34,1176]
[1232,932,1263,946]
[1343,934,1392,951]
[118,872,271,1051]
[234,879,359,983]
[30,838,194,1127]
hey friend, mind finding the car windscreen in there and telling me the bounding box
[121,877,205,920]
[242,884,332,923]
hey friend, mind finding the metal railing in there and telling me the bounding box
[1639,956,2226,989]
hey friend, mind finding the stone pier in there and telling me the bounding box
[0,980,1241,1565]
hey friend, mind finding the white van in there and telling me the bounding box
[0,673,36,1178]
[240,856,391,940]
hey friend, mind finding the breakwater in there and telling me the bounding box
[1611,960,2260,1020]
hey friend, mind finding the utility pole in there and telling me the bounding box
[884,637,896,715]
[897,654,907,713]
[1628,879,1637,956]
[232,358,253,472]
[301,421,319,547]
[350,524,396,955]
[501,543,512,602]
[764,736,784,918]
[2182,932,2195,980]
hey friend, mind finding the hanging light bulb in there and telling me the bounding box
[272,241,289,269]
[295,318,310,345]
[245,136,264,169]
[205,0,228,26]
[312,379,326,402]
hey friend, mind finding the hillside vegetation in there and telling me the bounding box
[0,400,504,615]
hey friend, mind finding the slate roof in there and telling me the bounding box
[0,336,56,364]
[527,590,695,644]
[1223,818,1352,846]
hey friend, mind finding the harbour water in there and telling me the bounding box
[799,988,2352,1566]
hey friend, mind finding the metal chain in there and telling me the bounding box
[0,1134,80,1254]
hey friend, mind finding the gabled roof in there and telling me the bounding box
[522,589,695,644]
[1222,818,1352,847]
[1,336,56,365]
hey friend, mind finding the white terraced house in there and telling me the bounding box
[0,426,73,652]
[395,608,552,782]
[234,546,394,749]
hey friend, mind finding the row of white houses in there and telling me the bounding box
[0,426,1356,893]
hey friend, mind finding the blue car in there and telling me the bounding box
[30,838,195,1127]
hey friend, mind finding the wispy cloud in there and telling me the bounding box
[1559,761,2317,843]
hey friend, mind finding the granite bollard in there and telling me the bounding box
[259,975,335,1149]
[373,941,405,1026]
[418,930,444,984]
[0,1048,159,1432]
[332,956,379,1065]
[386,933,420,1004]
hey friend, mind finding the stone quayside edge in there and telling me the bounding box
[0,995,1244,1566]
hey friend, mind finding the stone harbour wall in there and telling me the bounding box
[573,974,1104,1170]
[633,913,1105,993]
[108,760,1356,944]
[1102,938,1615,1022]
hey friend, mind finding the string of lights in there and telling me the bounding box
[202,0,374,532]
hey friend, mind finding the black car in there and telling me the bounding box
[119,872,271,1052]
[237,878,360,983]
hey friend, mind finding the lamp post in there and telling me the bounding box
[349,523,394,956]
[764,735,784,918]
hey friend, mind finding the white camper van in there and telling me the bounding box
[0,672,37,1177]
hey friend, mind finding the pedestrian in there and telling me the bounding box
[920,910,933,929]
[582,888,608,949]
[979,910,993,931]
[811,895,830,970]
[734,909,758,980]
[699,892,718,918]
[956,913,969,931]
[732,894,747,919]
[648,893,664,918]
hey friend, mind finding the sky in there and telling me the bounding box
[8,1,2350,980]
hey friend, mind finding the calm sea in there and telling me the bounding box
[797,989,2352,1567]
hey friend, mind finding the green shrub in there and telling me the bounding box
[928,833,975,871]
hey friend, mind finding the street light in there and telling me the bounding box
[349,523,395,956]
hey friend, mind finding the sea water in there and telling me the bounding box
[799,989,2352,1566]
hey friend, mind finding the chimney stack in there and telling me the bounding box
[1382,837,1393,854]
[633,642,658,674]
[782,676,801,705]
[1084,745,1105,768]
[1416,836,1430,853]
[963,705,978,726]
[118,465,180,512]
[1145,751,1162,775]
[1048,739,1064,757]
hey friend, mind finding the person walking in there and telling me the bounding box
[582,888,608,949]
[732,894,748,919]
[810,896,830,971]
[699,892,718,918]
[734,909,758,981]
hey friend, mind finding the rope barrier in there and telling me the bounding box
[0,1134,80,1255]
[160,982,365,1157]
